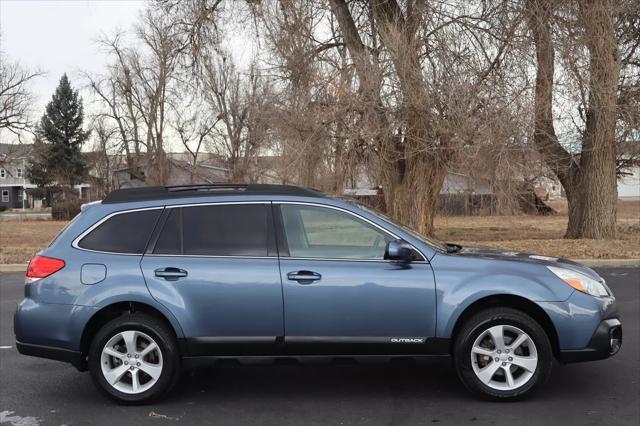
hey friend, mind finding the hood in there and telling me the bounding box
[450,245,602,281]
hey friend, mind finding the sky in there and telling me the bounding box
[0,0,145,138]
[0,0,257,148]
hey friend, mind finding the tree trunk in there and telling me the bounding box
[332,130,346,194]
[571,0,619,238]
[564,185,582,238]
[384,157,446,236]
[526,0,618,239]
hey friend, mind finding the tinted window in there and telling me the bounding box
[154,204,270,256]
[280,204,392,259]
[153,208,181,255]
[78,209,162,254]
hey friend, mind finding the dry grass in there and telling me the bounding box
[1,200,638,263]
[0,221,69,264]
[434,199,640,259]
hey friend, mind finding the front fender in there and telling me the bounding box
[431,254,574,338]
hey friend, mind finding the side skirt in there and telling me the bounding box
[182,336,451,367]
[181,353,451,370]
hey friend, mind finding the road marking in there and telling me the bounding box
[0,346,12,349]
[0,410,42,426]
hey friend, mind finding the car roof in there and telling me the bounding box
[101,184,325,204]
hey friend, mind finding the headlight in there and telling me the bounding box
[546,266,609,297]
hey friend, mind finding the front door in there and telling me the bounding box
[276,203,437,355]
[141,202,283,355]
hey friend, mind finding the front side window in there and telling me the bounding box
[154,204,270,257]
[16,168,23,178]
[0,168,6,178]
[342,197,446,253]
[280,204,393,259]
[1,190,9,202]
[78,209,162,254]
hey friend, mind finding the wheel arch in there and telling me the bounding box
[449,294,560,357]
[79,301,185,364]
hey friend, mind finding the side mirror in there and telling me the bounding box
[384,239,415,261]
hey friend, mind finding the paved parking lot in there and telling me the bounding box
[1,267,638,426]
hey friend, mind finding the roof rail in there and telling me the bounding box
[102,183,324,204]
[166,184,248,192]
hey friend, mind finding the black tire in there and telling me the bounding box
[88,313,180,405]
[453,307,553,400]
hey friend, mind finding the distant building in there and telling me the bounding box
[619,171,640,198]
[618,142,640,198]
[0,143,95,209]
[0,143,35,209]
[112,154,229,189]
[440,172,492,195]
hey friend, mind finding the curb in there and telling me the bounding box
[0,264,28,272]
[1,259,638,273]
[571,259,640,268]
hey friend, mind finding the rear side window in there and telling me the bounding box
[78,209,162,254]
[153,204,271,257]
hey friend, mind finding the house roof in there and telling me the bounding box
[0,143,33,161]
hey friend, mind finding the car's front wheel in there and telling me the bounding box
[88,313,180,404]
[453,307,553,400]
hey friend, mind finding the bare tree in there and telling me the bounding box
[616,0,640,176]
[83,0,631,239]
[527,0,621,239]
[88,117,120,197]
[89,7,190,185]
[202,57,272,182]
[170,90,219,183]
[84,36,144,181]
[0,53,43,138]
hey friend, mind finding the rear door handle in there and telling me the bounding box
[154,267,188,281]
[287,270,321,284]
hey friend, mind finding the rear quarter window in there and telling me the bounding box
[77,209,162,254]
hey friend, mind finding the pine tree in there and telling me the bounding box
[36,74,89,187]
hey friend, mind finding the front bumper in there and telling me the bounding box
[558,318,622,363]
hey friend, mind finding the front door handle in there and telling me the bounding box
[287,270,321,284]
[154,267,188,281]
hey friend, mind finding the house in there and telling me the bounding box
[441,171,492,195]
[0,143,97,209]
[618,142,640,198]
[619,170,640,198]
[112,154,230,189]
[0,143,36,209]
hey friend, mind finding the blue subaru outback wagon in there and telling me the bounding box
[14,184,622,403]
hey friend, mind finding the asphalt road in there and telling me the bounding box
[0,267,638,426]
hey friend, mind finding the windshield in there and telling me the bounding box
[339,197,447,253]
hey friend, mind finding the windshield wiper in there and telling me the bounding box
[444,243,463,253]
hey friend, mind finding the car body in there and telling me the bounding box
[14,184,622,403]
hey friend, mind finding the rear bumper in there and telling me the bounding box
[558,318,622,363]
[16,341,87,371]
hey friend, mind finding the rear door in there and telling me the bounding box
[140,202,284,355]
[276,203,437,355]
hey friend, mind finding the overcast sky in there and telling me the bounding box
[0,0,145,132]
[0,0,258,147]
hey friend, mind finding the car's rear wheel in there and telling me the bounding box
[88,313,180,404]
[453,307,552,400]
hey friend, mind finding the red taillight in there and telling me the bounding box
[26,255,65,280]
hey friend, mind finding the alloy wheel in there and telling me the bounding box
[470,324,538,391]
[100,330,163,394]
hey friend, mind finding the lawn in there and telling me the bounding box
[1,199,638,264]
[434,198,640,260]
